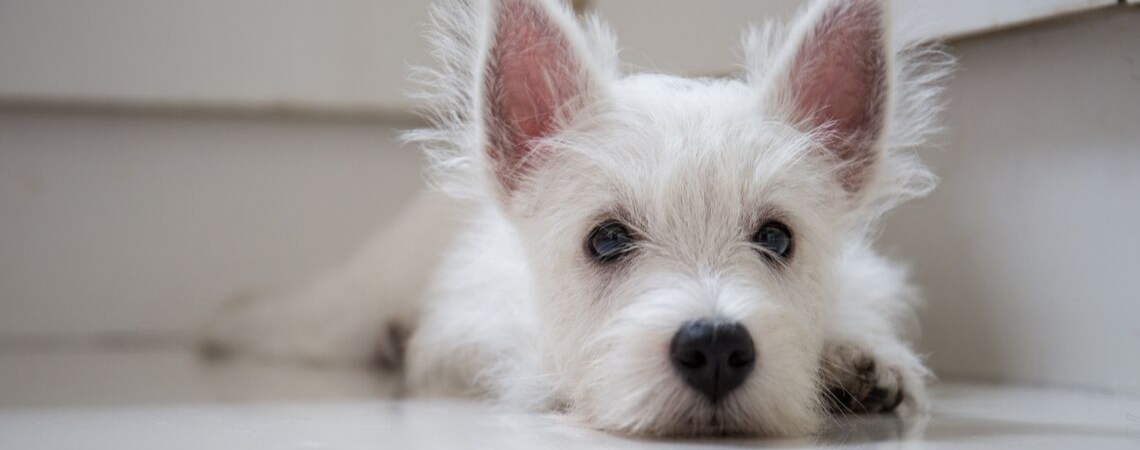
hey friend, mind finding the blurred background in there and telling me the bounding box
[1,0,1138,406]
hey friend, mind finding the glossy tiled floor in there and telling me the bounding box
[1,348,1138,449]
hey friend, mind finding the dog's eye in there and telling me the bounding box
[753,221,793,261]
[588,221,634,263]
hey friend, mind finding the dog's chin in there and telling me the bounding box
[570,380,823,438]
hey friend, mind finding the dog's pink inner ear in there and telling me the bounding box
[786,0,888,193]
[484,0,591,193]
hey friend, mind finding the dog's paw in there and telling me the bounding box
[820,341,928,415]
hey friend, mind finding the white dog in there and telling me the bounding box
[204,0,951,437]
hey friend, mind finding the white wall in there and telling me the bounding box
[882,7,1140,394]
[1,0,1115,112]
[0,0,433,113]
[593,0,1118,76]
[0,112,423,337]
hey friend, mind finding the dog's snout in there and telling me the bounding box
[669,319,755,402]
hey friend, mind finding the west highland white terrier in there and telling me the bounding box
[204,0,952,436]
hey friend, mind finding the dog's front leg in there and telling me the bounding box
[821,245,932,415]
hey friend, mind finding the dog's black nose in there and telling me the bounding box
[670,319,756,402]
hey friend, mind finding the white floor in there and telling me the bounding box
[0,348,1138,449]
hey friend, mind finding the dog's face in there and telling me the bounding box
[514,76,846,435]
[432,0,922,436]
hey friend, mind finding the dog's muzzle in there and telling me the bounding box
[669,319,756,402]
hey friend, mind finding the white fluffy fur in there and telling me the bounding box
[203,0,952,437]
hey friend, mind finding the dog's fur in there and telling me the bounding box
[203,0,952,437]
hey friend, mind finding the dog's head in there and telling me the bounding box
[411,0,944,436]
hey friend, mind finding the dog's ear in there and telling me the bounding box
[480,0,601,195]
[764,0,889,194]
